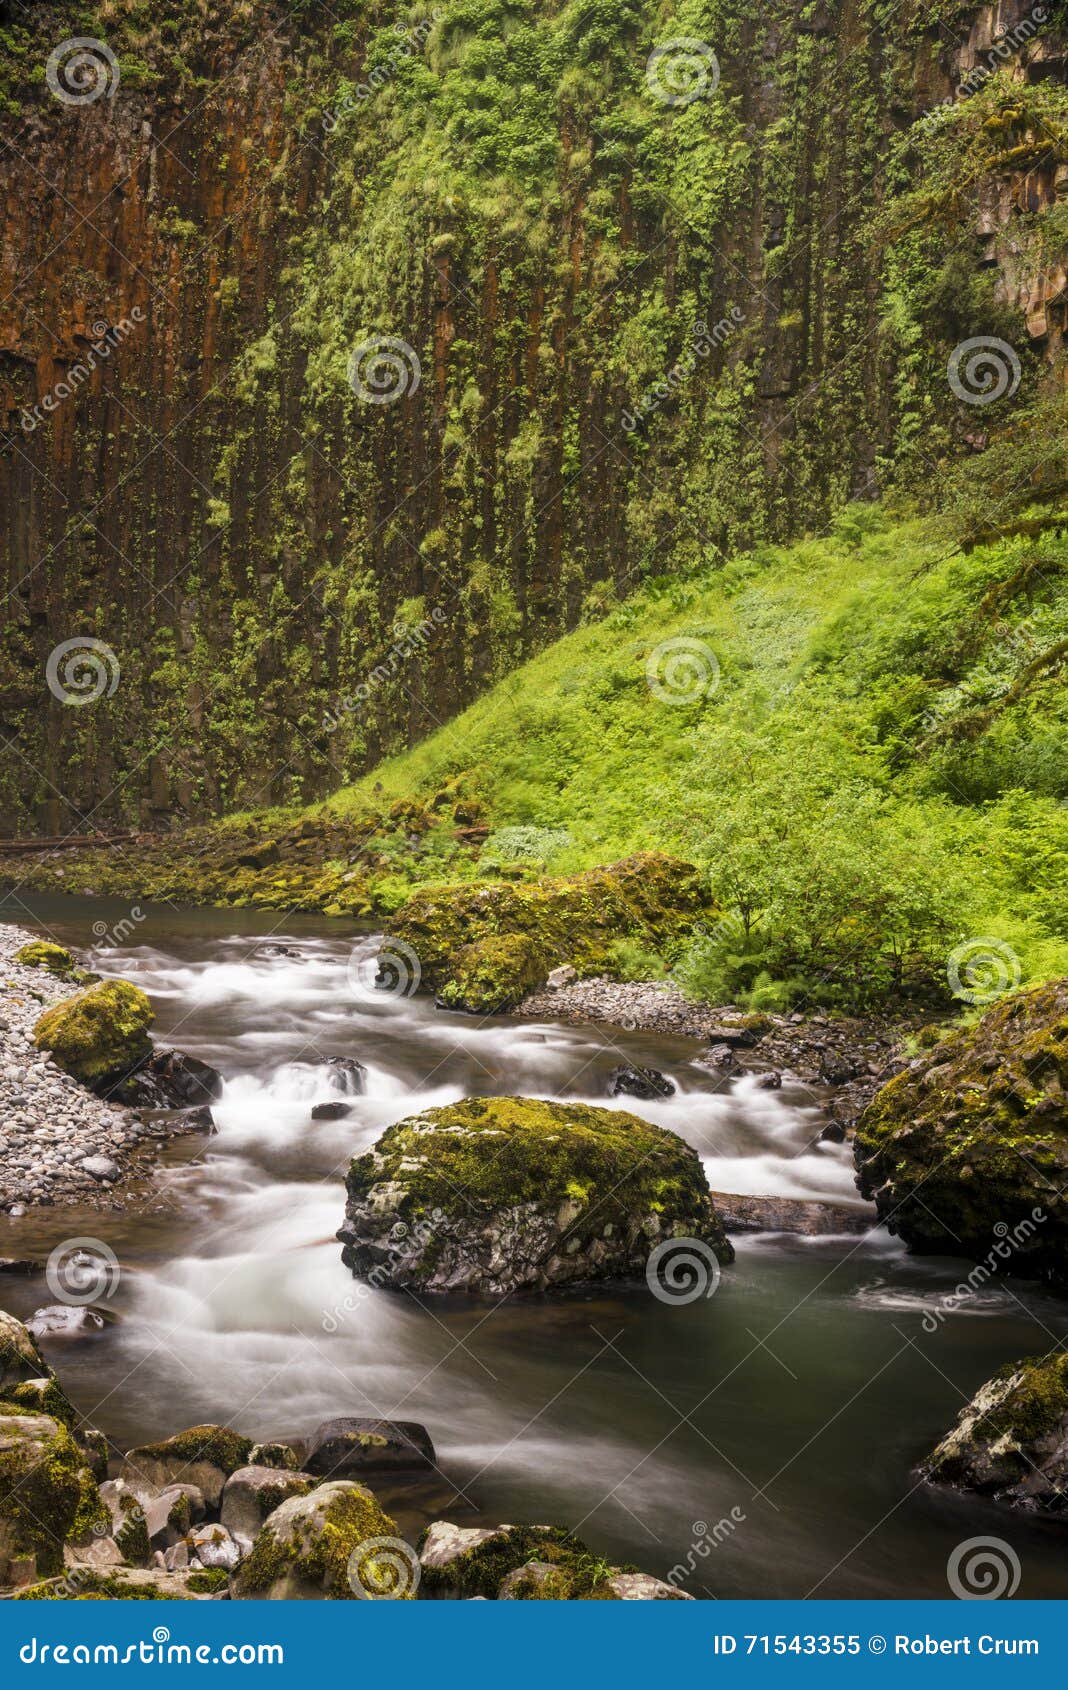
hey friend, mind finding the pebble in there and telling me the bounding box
[0,923,150,1211]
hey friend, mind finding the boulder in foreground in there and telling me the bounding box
[232,1481,411,1599]
[339,1095,732,1295]
[854,981,1068,1280]
[33,979,154,1087]
[923,1352,1068,1515]
[419,1520,692,1599]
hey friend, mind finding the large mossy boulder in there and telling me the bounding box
[854,981,1068,1281]
[122,1425,253,1508]
[339,1096,732,1296]
[387,852,713,1003]
[923,1352,1068,1514]
[33,979,154,1087]
[436,935,547,1014]
[232,1480,412,1600]
[0,1410,93,1584]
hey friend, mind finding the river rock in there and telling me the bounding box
[122,1425,253,1508]
[388,852,713,1000]
[419,1520,650,1599]
[248,1441,300,1470]
[304,1416,434,1477]
[189,1523,243,1571]
[0,1309,52,1391]
[0,1411,89,1583]
[923,1352,1068,1514]
[108,1048,223,1109]
[145,1484,205,1548]
[854,980,1068,1280]
[339,1095,733,1296]
[311,1101,352,1121]
[33,979,154,1087]
[606,1063,675,1101]
[232,1481,411,1600]
[603,1572,694,1600]
[708,1191,878,1236]
[14,940,78,977]
[220,1465,315,1539]
[27,1305,105,1338]
[326,1057,366,1094]
[436,935,547,1014]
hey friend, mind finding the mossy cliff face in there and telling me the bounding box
[389,851,713,1000]
[1,2,1064,831]
[854,979,1068,1278]
[33,979,154,1086]
[923,1352,1068,1513]
[340,1095,733,1295]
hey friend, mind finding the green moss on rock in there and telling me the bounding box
[123,1425,253,1509]
[388,852,713,995]
[923,1352,1068,1513]
[854,980,1068,1280]
[232,1480,409,1600]
[0,1311,52,1395]
[0,1411,85,1581]
[437,934,547,1013]
[15,941,76,976]
[33,979,154,1085]
[341,1095,732,1295]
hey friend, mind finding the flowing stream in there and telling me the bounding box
[3,895,1068,1598]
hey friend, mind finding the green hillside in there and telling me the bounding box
[20,501,1068,1009]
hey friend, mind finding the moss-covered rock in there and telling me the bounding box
[854,980,1068,1280]
[220,1465,316,1541]
[436,934,547,1014]
[419,1521,650,1599]
[923,1352,1068,1513]
[340,1095,732,1296]
[0,1311,52,1395]
[231,1480,412,1600]
[122,1425,253,1509]
[33,979,154,1087]
[0,1410,86,1583]
[5,1376,77,1429]
[387,852,713,1000]
[15,941,76,976]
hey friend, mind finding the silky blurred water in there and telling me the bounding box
[3,893,1067,1598]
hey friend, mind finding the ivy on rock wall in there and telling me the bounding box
[0,0,1064,829]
